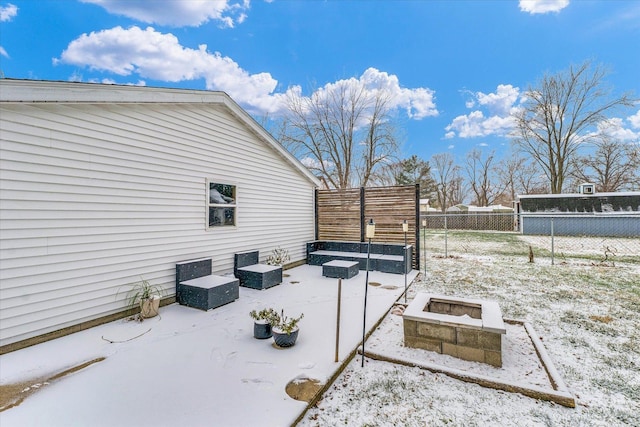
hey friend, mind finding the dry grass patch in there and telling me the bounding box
[589,314,614,324]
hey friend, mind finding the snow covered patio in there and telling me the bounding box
[0,265,418,427]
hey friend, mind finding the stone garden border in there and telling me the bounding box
[361,318,576,408]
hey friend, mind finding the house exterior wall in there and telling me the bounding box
[0,85,317,347]
[520,214,640,237]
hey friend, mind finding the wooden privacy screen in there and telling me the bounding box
[315,185,420,270]
[315,188,361,242]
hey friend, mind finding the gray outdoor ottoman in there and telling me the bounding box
[322,260,360,279]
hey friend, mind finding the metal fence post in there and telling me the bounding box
[444,214,448,258]
[335,278,342,363]
[551,217,555,266]
[422,218,427,278]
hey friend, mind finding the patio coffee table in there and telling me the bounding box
[322,260,359,279]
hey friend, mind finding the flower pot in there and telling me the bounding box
[272,327,299,347]
[253,321,272,339]
[139,295,160,318]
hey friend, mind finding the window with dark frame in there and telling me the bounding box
[208,182,236,227]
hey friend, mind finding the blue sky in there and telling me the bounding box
[1,0,639,164]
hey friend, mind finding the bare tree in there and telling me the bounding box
[448,174,467,207]
[431,152,462,212]
[495,155,521,205]
[464,149,503,206]
[512,61,635,193]
[369,160,401,187]
[278,82,399,189]
[496,152,548,204]
[570,136,640,192]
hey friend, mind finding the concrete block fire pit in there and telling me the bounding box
[403,293,507,367]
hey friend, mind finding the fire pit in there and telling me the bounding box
[403,293,506,367]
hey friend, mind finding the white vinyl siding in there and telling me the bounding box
[0,98,316,347]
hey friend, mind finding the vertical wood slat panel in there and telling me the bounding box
[316,189,361,241]
[364,186,418,268]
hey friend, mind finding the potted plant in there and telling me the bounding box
[249,308,280,339]
[122,277,163,320]
[272,310,304,347]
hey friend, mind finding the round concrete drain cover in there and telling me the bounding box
[285,376,324,402]
[368,282,382,287]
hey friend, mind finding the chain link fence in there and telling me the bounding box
[420,213,640,265]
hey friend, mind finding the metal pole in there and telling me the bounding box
[551,218,555,266]
[335,278,342,363]
[362,237,371,368]
[404,230,408,303]
[423,221,427,277]
[444,214,448,258]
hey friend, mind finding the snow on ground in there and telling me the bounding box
[519,234,639,258]
[300,235,640,427]
[0,266,417,427]
[2,233,638,427]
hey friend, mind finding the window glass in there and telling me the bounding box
[208,182,236,227]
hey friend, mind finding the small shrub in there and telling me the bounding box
[266,246,290,266]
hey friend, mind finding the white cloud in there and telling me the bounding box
[446,110,485,139]
[445,84,521,138]
[81,0,250,28]
[0,3,17,21]
[283,68,437,124]
[476,84,520,116]
[55,26,278,112]
[54,27,436,120]
[300,157,333,170]
[628,109,640,129]
[594,117,640,142]
[519,0,569,14]
[0,3,17,59]
[359,68,438,119]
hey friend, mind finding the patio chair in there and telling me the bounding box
[176,258,239,310]
[234,250,282,290]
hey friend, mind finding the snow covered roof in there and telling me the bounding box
[468,204,514,212]
[518,191,640,199]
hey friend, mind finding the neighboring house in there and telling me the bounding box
[516,184,640,236]
[0,79,320,350]
[445,204,466,213]
[468,205,513,213]
[419,198,438,213]
[443,204,513,213]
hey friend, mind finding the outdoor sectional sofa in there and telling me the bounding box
[307,240,413,274]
